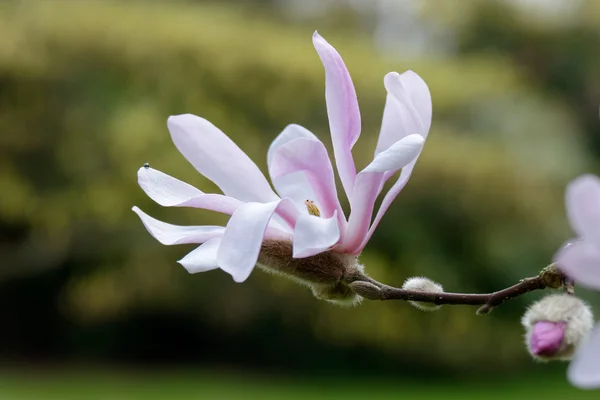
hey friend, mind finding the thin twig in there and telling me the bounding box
[346,264,567,315]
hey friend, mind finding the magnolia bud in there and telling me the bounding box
[402,276,444,311]
[256,240,363,306]
[521,294,594,361]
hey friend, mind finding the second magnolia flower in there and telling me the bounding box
[132,32,432,299]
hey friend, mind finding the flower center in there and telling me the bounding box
[304,200,321,217]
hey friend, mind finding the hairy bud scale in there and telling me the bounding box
[256,240,363,306]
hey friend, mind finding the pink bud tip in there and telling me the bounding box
[530,321,566,356]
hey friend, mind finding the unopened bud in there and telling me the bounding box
[256,240,363,306]
[402,276,444,311]
[521,294,594,361]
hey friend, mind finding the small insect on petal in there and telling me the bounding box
[304,200,321,217]
[143,163,150,169]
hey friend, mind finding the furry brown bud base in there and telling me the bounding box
[256,240,363,306]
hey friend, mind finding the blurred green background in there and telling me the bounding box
[1,0,600,398]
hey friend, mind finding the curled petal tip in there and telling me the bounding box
[176,260,193,274]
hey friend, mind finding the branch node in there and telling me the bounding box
[540,263,566,289]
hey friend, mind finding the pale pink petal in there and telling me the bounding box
[566,174,600,245]
[267,124,318,168]
[342,135,424,254]
[167,114,279,203]
[568,324,600,389]
[270,172,317,212]
[292,211,340,258]
[353,72,431,249]
[395,71,432,136]
[217,199,296,283]
[270,137,345,221]
[362,135,424,173]
[132,206,224,245]
[267,126,319,213]
[137,166,242,215]
[376,71,431,155]
[313,32,360,199]
[178,237,221,273]
[554,239,600,290]
[272,198,300,231]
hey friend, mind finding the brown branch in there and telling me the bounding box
[346,264,567,315]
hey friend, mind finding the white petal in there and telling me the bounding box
[340,134,424,254]
[554,239,600,290]
[292,211,341,258]
[167,114,279,203]
[270,137,345,221]
[132,206,224,245]
[568,324,600,389]
[217,200,295,283]
[138,167,242,214]
[178,238,221,274]
[397,70,432,136]
[268,126,318,211]
[363,134,424,173]
[271,171,316,210]
[312,32,359,201]
[566,174,600,245]
[375,71,431,154]
[267,124,318,168]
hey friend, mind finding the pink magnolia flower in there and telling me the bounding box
[133,32,431,287]
[554,174,600,389]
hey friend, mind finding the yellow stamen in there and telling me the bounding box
[304,200,321,217]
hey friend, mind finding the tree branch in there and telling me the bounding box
[346,264,567,315]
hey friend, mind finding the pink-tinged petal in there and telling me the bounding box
[217,199,296,283]
[313,32,359,199]
[568,324,600,389]
[363,135,424,173]
[376,71,431,155]
[342,135,424,254]
[138,167,242,215]
[554,239,600,290]
[394,71,432,136]
[292,211,341,258]
[272,196,300,230]
[267,124,319,210]
[167,114,279,203]
[341,173,382,254]
[267,124,318,168]
[351,71,430,249]
[132,206,224,245]
[178,237,221,274]
[268,125,318,214]
[566,174,600,245]
[358,164,415,251]
[271,172,317,211]
[270,137,345,221]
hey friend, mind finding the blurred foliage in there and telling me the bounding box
[0,0,599,377]
[0,368,597,400]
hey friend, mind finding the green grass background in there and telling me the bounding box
[0,369,596,400]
